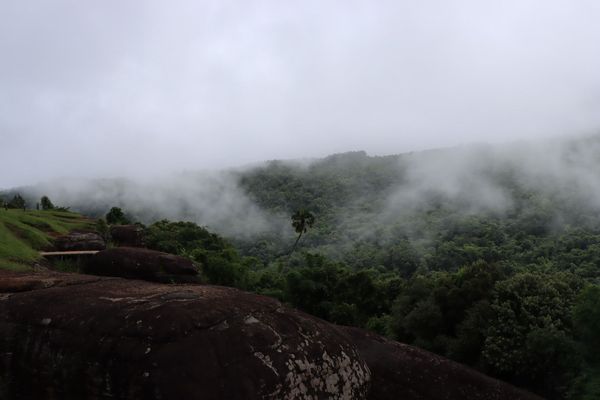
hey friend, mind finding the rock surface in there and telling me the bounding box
[84,247,202,283]
[0,270,371,400]
[0,269,545,400]
[110,225,145,247]
[53,231,106,251]
[341,326,542,400]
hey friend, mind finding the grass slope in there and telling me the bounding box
[0,209,94,271]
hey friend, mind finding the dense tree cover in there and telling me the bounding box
[6,194,26,209]
[143,150,600,399]
[144,216,595,399]
[483,272,583,396]
[105,207,131,225]
[234,152,599,279]
[6,145,598,398]
[573,285,600,360]
[145,220,257,288]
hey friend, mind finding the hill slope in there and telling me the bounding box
[3,136,600,397]
[0,210,94,270]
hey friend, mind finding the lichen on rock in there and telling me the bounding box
[0,270,370,400]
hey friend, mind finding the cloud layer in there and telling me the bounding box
[2,0,600,187]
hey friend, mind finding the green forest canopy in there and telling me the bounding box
[141,146,600,399]
[5,139,600,398]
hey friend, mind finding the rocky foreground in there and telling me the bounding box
[0,269,542,400]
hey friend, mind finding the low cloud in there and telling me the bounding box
[28,171,288,238]
[2,1,600,187]
[384,135,600,218]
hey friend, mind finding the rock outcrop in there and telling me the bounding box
[341,326,542,400]
[0,269,544,400]
[84,247,202,283]
[53,231,106,251]
[110,224,145,247]
[0,270,371,400]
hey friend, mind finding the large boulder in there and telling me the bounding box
[110,225,145,247]
[53,231,106,251]
[0,270,371,400]
[84,247,201,283]
[340,326,542,400]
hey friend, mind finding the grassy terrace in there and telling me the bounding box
[0,209,95,271]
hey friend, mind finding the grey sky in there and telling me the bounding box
[2,0,600,188]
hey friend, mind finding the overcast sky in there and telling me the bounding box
[2,0,600,188]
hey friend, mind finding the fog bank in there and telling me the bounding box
[2,1,600,187]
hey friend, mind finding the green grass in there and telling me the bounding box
[0,209,95,270]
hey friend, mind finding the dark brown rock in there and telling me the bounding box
[110,224,145,247]
[53,231,106,251]
[340,326,542,400]
[84,247,202,284]
[0,270,371,400]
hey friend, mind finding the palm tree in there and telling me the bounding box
[290,209,315,255]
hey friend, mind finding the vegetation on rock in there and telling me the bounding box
[0,209,94,270]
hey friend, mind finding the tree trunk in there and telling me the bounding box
[290,232,303,255]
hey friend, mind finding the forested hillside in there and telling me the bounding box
[143,138,600,399]
[3,137,600,398]
[229,141,600,399]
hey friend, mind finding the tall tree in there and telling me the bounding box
[40,196,54,210]
[105,207,130,225]
[290,209,315,254]
[7,194,26,210]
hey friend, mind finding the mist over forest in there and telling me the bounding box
[6,135,600,398]
[3,1,600,398]
[7,134,600,241]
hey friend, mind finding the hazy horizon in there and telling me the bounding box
[2,0,600,188]
[1,133,592,190]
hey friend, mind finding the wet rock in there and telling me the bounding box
[84,247,202,284]
[340,326,542,400]
[0,270,371,400]
[53,231,106,251]
[110,225,145,247]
